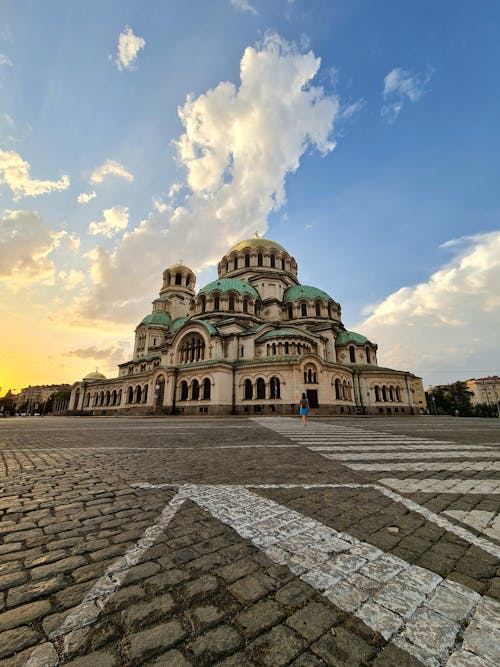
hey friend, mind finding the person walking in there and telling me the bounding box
[299,392,309,426]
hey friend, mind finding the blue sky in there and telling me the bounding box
[1,0,499,391]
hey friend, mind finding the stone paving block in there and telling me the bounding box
[0,625,41,659]
[291,653,327,666]
[0,599,52,632]
[217,557,260,583]
[286,602,338,642]
[188,624,242,661]
[229,572,276,602]
[219,652,257,666]
[122,592,175,630]
[144,649,193,666]
[31,555,87,581]
[275,579,315,609]
[372,643,426,667]
[7,574,66,608]
[63,650,119,666]
[121,619,187,662]
[247,624,305,666]
[0,570,27,591]
[235,598,285,638]
[311,627,377,667]
[106,584,146,612]
[186,604,227,629]
[181,574,219,604]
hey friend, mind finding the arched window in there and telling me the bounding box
[100,391,105,406]
[180,381,188,401]
[127,386,134,403]
[308,368,313,383]
[214,295,220,311]
[186,275,191,287]
[382,386,388,402]
[111,390,117,406]
[270,376,280,399]
[179,333,205,363]
[245,254,250,267]
[242,299,248,313]
[106,390,111,406]
[365,346,371,364]
[285,342,289,354]
[228,295,235,311]
[342,380,348,400]
[203,378,211,400]
[143,385,148,403]
[74,389,80,409]
[234,256,238,269]
[192,379,200,400]
[93,392,98,406]
[335,379,341,400]
[257,253,263,266]
[328,303,333,318]
[244,379,253,400]
[270,254,275,268]
[85,393,91,407]
[288,304,293,319]
[135,385,142,403]
[301,303,307,317]
[389,386,394,401]
[255,301,261,316]
[175,272,182,285]
[200,296,206,313]
[256,378,266,399]
[375,386,380,402]
[349,346,356,363]
[281,258,286,269]
[396,387,401,401]
[272,343,277,355]
[315,302,321,317]
[117,389,122,405]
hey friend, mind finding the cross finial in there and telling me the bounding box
[255,231,260,238]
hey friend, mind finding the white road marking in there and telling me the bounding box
[443,510,500,541]
[320,450,500,460]
[346,461,500,472]
[380,478,500,495]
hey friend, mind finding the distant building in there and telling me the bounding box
[465,376,500,410]
[70,237,422,416]
[17,384,72,413]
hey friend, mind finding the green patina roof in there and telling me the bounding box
[169,316,218,336]
[336,330,369,346]
[256,328,315,341]
[170,316,189,331]
[191,319,218,335]
[140,311,172,326]
[198,278,260,298]
[283,285,332,302]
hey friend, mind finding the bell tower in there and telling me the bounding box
[156,263,196,320]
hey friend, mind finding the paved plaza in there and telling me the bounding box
[0,415,499,666]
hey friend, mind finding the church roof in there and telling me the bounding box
[198,278,260,298]
[170,316,189,331]
[83,370,107,381]
[140,312,172,326]
[336,330,369,345]
[283,285,333,302]
[256,328,316,341]
[227,238,287,254]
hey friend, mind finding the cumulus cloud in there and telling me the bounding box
[88,206,129,238]
[0,149,70,199]
[115,26,145,71]
[58,269,85,290]
[76,33,338,324]
[357,230,500,383]
[0,54,12,66]
[381,67,432,123]
[89,159,134,184]
[0,210,62,283]
[230,0,258,15]
[64,344,127,361]
[77,190,96,204]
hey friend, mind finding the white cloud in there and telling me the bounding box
[89,159,134,184]
[230,0,258,15]
[77,190,96,205]
[76,33,339,324]
[357,230,500,384]
[88,205,129,238]
[0,209,61,283]
[381,67,432,123]
[115,26,145,71]
[341,100,365,119]
[0,149,70,199]
[0,54,12,67]
[59,269,85,290]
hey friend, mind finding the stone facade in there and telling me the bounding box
[69,238,421,416]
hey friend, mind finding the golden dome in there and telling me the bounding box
[227,237,287,254]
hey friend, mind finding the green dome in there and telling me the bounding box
[170,316,189,331]
[257,328,314,341]
[336,331,369,346]
[227,237,287,254]
[198,278,260,298]
[140,311,172,326]
[283,285,332,302]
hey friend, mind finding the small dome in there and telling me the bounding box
[336,331,370,346]
[83,371,106,381]
[227,237,287,254]
[283,285,333,302]
[140,312,172,326]
[198,278,260,298]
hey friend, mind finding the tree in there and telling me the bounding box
[433,382,473,416]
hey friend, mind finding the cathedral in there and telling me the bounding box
[69,237,422,416]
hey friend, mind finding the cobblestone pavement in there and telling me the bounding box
[0,415,499,666]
